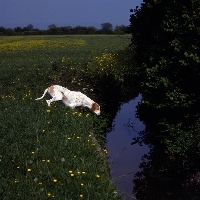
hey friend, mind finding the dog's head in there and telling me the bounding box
[92,102,100,115]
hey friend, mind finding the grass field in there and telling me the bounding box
[0,35,131,199]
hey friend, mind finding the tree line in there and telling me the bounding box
[129,0,200,199]
[0,22,129,36]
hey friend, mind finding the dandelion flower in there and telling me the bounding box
[80,194,83,198]
[86,114,90,117]
[71,174,74,177]
[96,174,100,178]
[27,168,31,172]
[69,170,73,173]
[80,183,84,186]
[82,172,86,175]
[53,179,57,182]
[46,109,50,113]
[31,151,35,154]
[47,192,51,197]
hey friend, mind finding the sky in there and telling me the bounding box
[0,0,143,30]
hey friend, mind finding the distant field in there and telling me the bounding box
[0,35,131,199]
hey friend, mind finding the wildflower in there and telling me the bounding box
[80,194,83,198]
[96,174,100,178]
[82,172,86,175]
[86,114,90,117]
[17,166,20,169]
[42,159,46,162]
[69,170,73,173]
[34,178,38,183]
[103,149,108,154]
[53,179,57,182]
[47,160,50,162]
[68,137,71,140]
[42,130,45,132]
[47,192,51,197]
[14,179,19,183]
[80,183,84,186]
[27,168,31,172]
[78,113,82,117]
[31,151,35,154]
[76,136,80,139]
[46,109,50,113]
[71,174,74,177]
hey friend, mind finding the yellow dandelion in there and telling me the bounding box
[47,192,51,197]
[53,179,57,182]
[42,159,45,162]
[46,109,50,113]
[31,151,35,154]
[103,149,108,154]
[82,172,86,175]
[14,179,18,183]
[71,174,74,177]
[86,114,90,117]
[80,183,84,186]
[96,174,100,178]
[80,194,83,198]
[69,170,73,173]
[42,130,45,132]
[27,168,31,172]
[47,160,50,162]
[17,166,20,169]
[68,137,71,140]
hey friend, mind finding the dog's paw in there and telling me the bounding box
[46,100,51,107]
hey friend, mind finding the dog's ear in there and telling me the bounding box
[92,102,99,111]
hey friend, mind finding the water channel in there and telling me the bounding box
[106,95,150,200]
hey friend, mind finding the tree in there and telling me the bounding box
[0,26,6,34]
[114,25,128,33]
[14,26,22,32]
[100,22,113,33]
[48,24,57,30]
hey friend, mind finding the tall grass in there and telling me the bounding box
[0,35,131,199]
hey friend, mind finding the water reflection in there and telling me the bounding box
[106,95,149,199]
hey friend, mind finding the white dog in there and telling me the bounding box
[35,85,100,115]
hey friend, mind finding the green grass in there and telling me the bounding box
[0,35,131,199]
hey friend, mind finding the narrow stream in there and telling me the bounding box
[106,95,149,200]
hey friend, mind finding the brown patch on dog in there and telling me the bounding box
[91,102,99,111]
[61,92,68,100]
[48,86,54,93]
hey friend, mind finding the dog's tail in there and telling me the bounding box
[35,88,48,100]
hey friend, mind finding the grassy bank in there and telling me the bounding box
[0,35,131,199]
